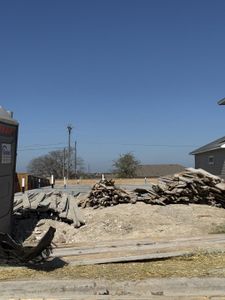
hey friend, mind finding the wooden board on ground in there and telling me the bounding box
[51,234,225,266]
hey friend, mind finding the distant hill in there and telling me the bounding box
[135,164,186,178]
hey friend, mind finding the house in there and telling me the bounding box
[135,164,186,178]
[190,136,225,178]
[218,98,225,105]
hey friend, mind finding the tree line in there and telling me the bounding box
[27,150,140,179]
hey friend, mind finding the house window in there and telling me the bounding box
[208,156,214,165]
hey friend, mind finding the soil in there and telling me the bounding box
[19,202,225,246]
[8,200,225,296]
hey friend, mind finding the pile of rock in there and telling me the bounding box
[78,179,135,208]
[14,191,85,228]
[135,168,225,207]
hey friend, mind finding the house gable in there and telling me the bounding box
[190,136,225,155]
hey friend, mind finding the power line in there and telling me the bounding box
[17,142,199,152]
[73,142,199,148]
[18,142,66,149]
[17,146,66,151]
[120,143,198,148]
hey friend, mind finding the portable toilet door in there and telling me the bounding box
[0,107,18,233]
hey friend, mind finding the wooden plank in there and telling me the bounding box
[57,193,69,212]
[67,251,190,266]
[67,195,85,228]
[52,234,225,257]
[22,226,56,262]
[72,197,85,225]
[48,194,58,211]
[30,192,46,210]
[215,182,225,191]
[186,167,221,180]
[22,194,31,209]
[37,194,51,211]
[68,195,81,227]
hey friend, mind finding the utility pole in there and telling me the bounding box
[63,147,66,179]
[74,141,77,178]
[67,124,72,180]
[63,147,66,189]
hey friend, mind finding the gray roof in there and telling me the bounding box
[190,136,225,155]
[135,164,186,178]
[218,98,225,105]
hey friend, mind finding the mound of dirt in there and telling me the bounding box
[16,202,225,246]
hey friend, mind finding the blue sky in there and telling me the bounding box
[1,0,225,172]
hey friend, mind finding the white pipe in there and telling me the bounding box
[22,178,25,188]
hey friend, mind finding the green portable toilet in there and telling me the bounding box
[0,107,18,233]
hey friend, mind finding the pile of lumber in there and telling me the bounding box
[135,168,225,207]
[79,168,225,209]
[78,179,134,208]
[14,191,85,228]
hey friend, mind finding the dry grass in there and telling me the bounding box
[1,251,225,281]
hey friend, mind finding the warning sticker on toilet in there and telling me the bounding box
[2,144,11,164]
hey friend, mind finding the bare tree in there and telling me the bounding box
[27,149,85,179]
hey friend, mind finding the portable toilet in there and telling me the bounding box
[0,107,18,233]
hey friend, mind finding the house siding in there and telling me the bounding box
[195,149,225,178]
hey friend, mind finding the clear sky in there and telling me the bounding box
[1,0,225,172]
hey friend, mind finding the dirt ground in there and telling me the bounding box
[23,202,225,246]
[8,197,225,297]
[8,183,225,297]
[55,177,159,186]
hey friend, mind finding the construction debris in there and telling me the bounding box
[0,226,55,264]
[11,168,225,253]
[78,179,134,208]
[135,168,225,207]
[78,168,225,209]
[14,191,85,228]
